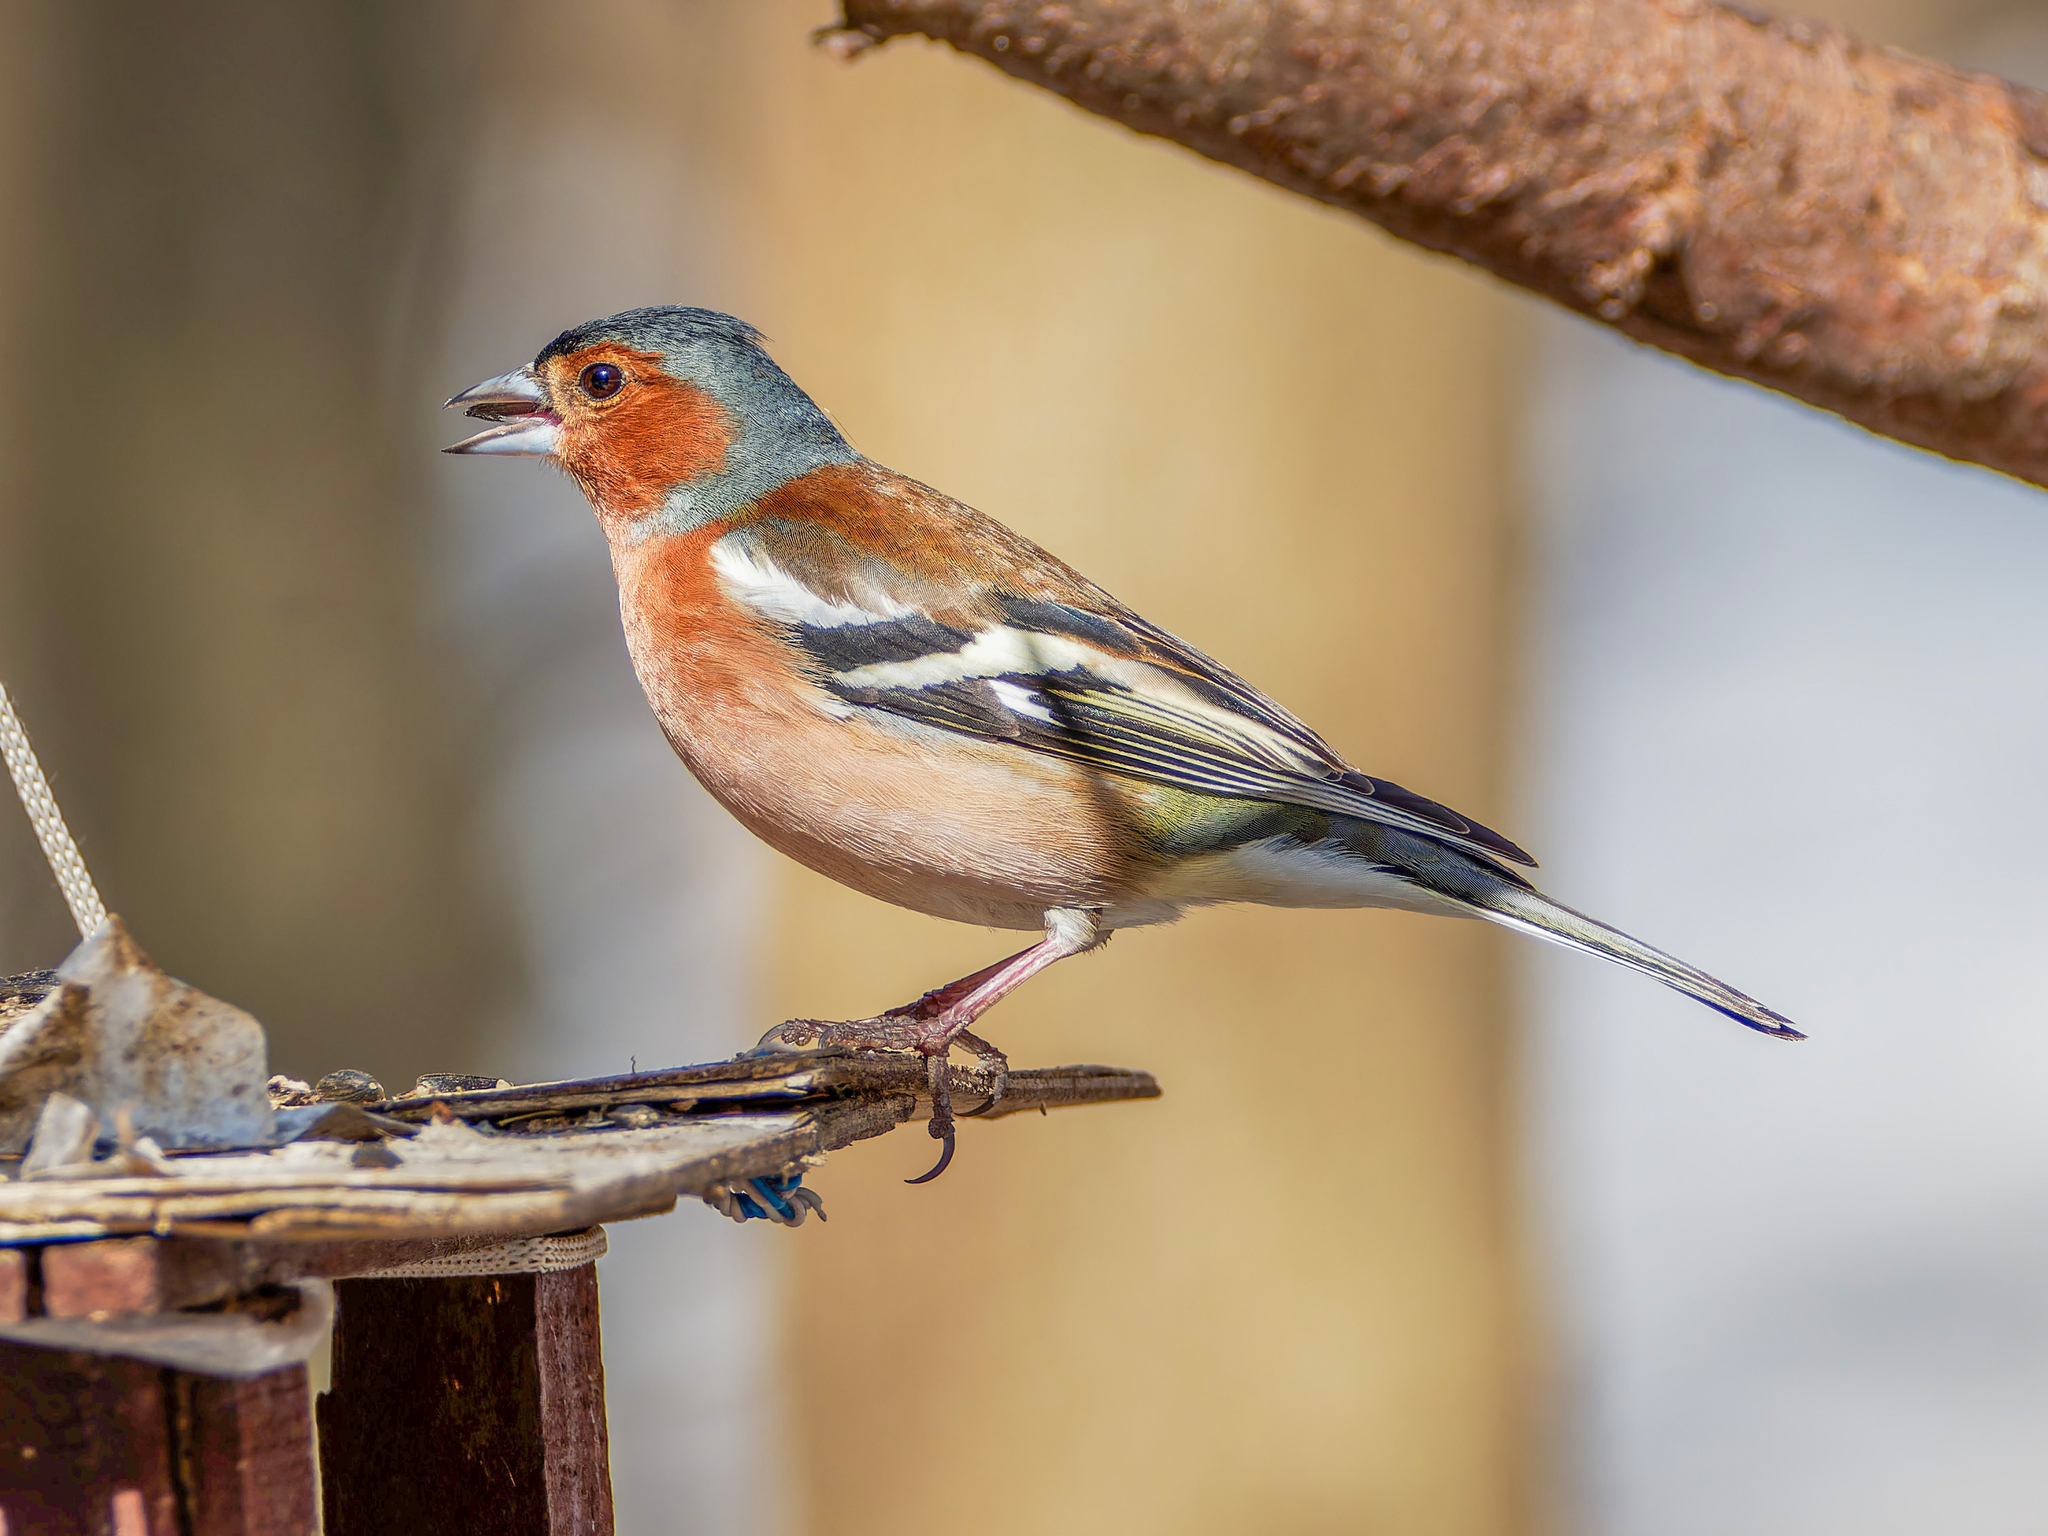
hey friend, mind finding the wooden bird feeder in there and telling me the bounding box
[0,686,1159,1535]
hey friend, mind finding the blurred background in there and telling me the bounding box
[0,2,2044,1533]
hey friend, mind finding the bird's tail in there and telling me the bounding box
[1457,881,1804,1040]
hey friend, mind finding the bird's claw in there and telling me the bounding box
[906,1052,956,1183]
[900,1033,1002,1178]
[905,1123,955,1184]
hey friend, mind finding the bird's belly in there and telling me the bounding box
[689,709,1129,927]
[629,640,1133,928]
[1139,834,1469,917]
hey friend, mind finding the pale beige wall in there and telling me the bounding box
[726,10,1532,1534]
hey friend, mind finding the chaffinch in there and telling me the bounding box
[448,306,1800,1180]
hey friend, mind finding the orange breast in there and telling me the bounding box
[610,528,1141,927]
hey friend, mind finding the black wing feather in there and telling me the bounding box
[762,571,1534,868]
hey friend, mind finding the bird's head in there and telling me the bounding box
[444,306,854,537]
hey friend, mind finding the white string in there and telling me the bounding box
[359,1227,609,1278]
[0,683,106,940]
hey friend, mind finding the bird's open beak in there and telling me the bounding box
[442,366,559,456]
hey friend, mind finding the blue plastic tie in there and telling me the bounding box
[735,1171,806,1222]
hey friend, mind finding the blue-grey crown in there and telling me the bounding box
[540,306,859,542]
[537,305,766,366]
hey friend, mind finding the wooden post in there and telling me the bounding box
[0,1339,316,1536]
[317,1265,613,1536]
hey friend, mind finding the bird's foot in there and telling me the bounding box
[751,1013,1007,1185]
[949,1027,1009,1117]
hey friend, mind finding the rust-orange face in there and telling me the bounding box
[446,345,733,521]
[542,344,732,518]
[446,306,856,538]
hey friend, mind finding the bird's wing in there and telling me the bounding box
[712,517,1534,869]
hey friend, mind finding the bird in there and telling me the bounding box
[445,305,1801,1181]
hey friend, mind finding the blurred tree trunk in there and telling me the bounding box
[741,5,1533,1533]
[0,0,511,1087]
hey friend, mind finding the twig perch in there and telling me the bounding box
[832,0,2048,490]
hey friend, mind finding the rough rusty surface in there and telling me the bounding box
[834,0,2048,487]
[0,1248,25,1323]
[178,1366,320,1536]
[40,1235,246,1319]
[534,1263,612,1534]
[0,1341,181,1534]
[0,1340,315,1535]
[319,1267,613,1536]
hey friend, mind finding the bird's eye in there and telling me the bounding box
[580,362,624,400]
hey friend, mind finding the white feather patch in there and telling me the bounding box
[988,678,1058,723]
[709,539,916,627]
[833,626,1097,690]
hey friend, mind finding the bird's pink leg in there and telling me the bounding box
[894,918,1099,1181]
[880,948,1037,1023]
[755,909,1103,1182]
